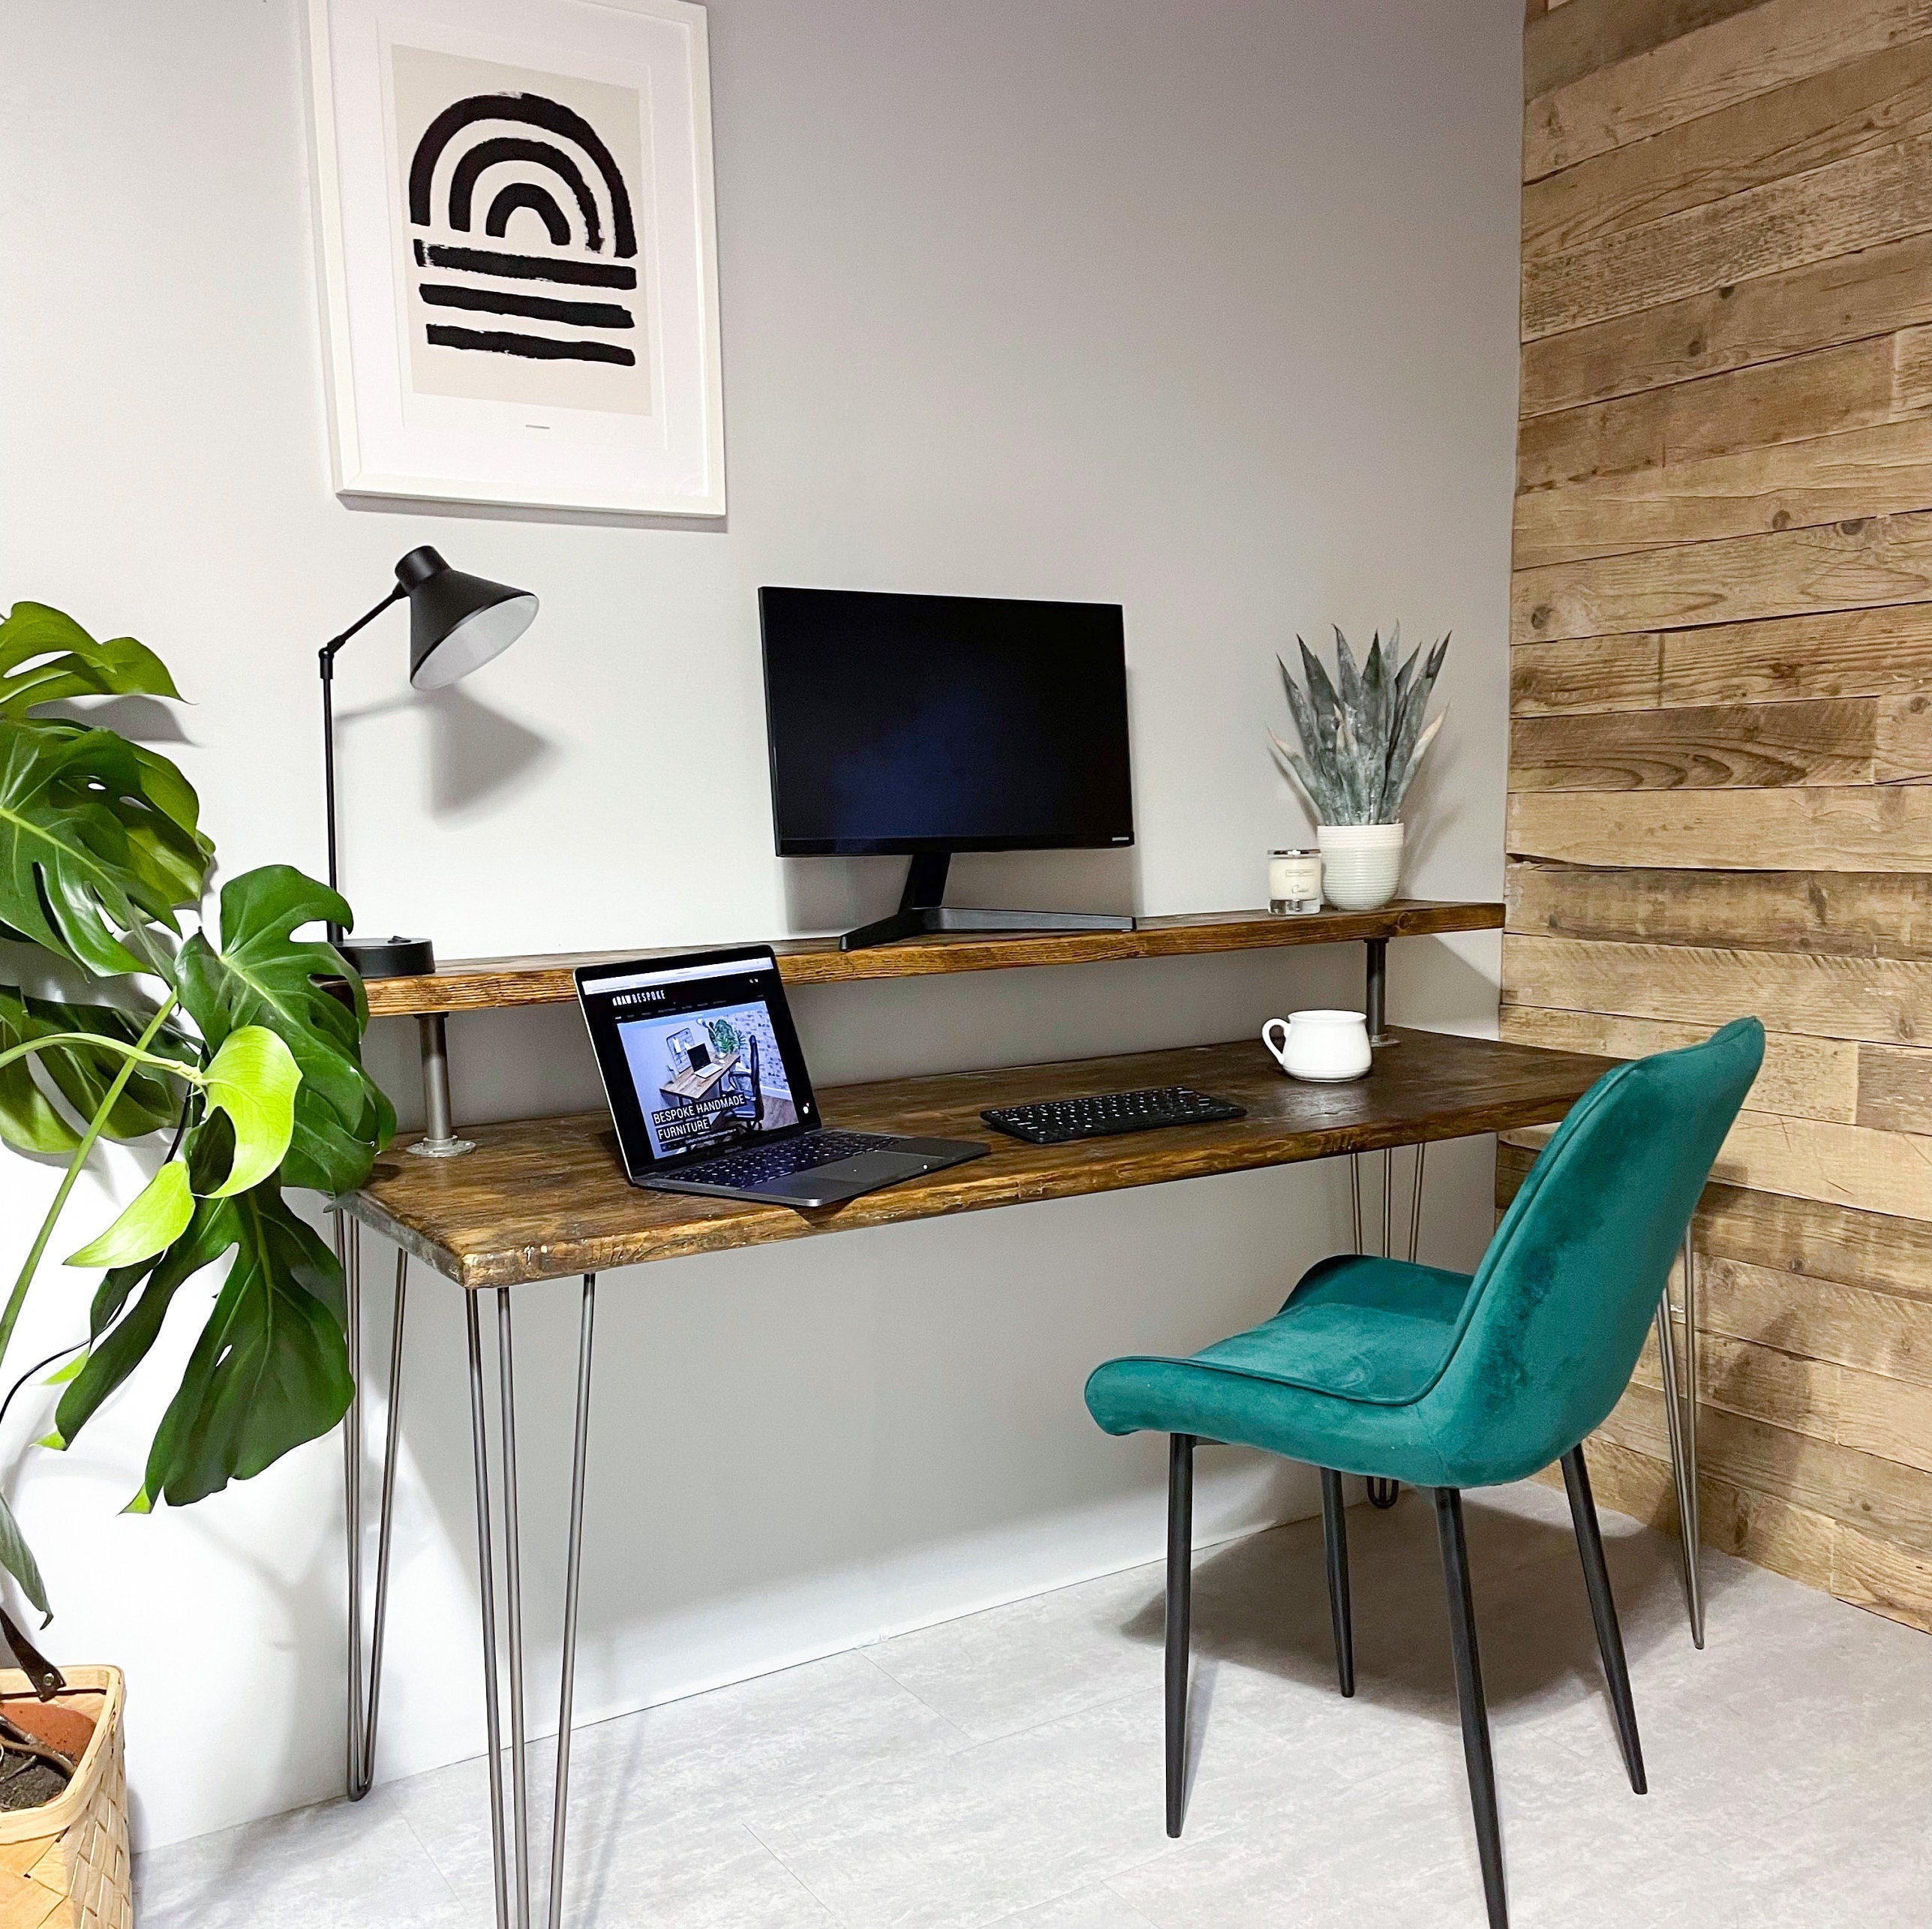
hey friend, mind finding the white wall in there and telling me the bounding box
[0,0,1522,1849]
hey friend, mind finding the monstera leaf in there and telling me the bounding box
[0,988,192,1153]
[176,866,392,1195]
[0,603,182,719]
[0,722,206,975]
[55,1185,351,1506]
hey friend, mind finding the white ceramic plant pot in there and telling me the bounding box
[1317,822,1405,911]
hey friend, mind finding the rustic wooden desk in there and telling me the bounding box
[339,1023,1613,1929]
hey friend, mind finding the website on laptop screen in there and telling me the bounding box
[581,952,810,1170]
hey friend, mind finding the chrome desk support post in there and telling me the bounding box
[1364,938,1395,1047]
[464,1277,599,1929]
[411,1013,475,1158]
[344,1218,410,1802]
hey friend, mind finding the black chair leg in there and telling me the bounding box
[1561,1447,1647,1795]
[1165,1433,1194,1838]
[1319,1469,1355,1697]
[1432,1487,1507,1929]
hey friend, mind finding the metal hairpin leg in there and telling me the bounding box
[465,1278,599,1929]
[1363,1143,1426,1512]
[342,1217,411,1801]
[340,1212,362,1798]
[497,1293,533,1929]
[1381,1147,1393,1258]
[464,1295,512,1929]
[1408,1142,1426,1264]
[1651,1238,1704,1648]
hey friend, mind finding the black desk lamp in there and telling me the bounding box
[319,546,536,1157]
[318,545,537,978]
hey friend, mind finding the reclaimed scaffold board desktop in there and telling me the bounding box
[349,1026,1611,1288]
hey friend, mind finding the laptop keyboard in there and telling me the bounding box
[679,1131,887,1188]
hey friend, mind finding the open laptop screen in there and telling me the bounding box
[576,947,822,1176]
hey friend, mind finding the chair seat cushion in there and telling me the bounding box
[1083,1254,1480,1486]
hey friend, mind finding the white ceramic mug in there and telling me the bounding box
[1262,1009,1373,1083]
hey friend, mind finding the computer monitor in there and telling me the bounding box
[759,587,1137,950]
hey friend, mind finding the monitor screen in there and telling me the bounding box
[759,587,1134,855]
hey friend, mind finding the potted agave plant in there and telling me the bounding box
[1269,626,1450,911]
[0,600,389,1921]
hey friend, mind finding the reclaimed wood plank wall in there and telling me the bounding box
[1507,0,1932,1633]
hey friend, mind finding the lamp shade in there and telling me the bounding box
[395,545,537,691]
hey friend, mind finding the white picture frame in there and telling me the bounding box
[305,0,725,516]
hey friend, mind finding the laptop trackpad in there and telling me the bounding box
[835,1151,933,1185]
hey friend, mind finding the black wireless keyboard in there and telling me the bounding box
[981,1086,1247,1146]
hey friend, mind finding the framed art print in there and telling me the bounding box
[305,0,725,515]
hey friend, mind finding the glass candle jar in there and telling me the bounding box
[1268,848,1323,915]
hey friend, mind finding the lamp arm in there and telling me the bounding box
[320,584,407,941]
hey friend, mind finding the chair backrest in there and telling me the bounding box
[1421,1017,1763,1486]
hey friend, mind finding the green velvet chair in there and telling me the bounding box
[1085,1017,1763,1929]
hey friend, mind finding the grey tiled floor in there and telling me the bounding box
[135,1480,1932,1927]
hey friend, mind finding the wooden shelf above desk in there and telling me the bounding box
[347,1025,1606,1289]
[361,899,1504,1018]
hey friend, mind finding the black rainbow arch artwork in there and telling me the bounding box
[407,91,641,371]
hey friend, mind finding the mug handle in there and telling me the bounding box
[1261,1017,1291,1069]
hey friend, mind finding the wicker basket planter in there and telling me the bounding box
[0,1668,129,1929]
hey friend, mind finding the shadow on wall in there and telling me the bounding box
[338,684,560,819]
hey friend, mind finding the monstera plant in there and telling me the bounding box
[0,599,390,1646]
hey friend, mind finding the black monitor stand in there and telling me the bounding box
[839,850,1137,952]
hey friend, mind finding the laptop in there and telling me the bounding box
[576,945,989,1207]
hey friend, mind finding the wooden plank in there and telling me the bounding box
[1699,1254,1932,1384]
[1858,1043,1932,1131]
[1512,510,1932,645]
[1876,691,1932,784]
[1523,38,1932,259]
[1835,1363,1932,1470]
[1698,1184,1932,1301]
[1499,1146,1932,1303]
[1900,321,1932,408]
[1524,133,1932,339]
[1520,230,1932,419]
[1543,1431,1844,1594]
[1505,859,1932,958]
[1599,1380,1932,1560]
[1658,602,1932,707]
[1524,0,1781,104]
[1633,1321,1841,1440]
[1833,1519,1932,1629]
[1503,1106,1932,1220]
[1498,1002,1860,1120]
[1516,336,1900,494]
[1523,0,1932,181]
[1508,783,1932,870]
[347,1028,1612,1288]
[1510,634,1662,715]
[1709,1113,1932,1218]
[1507,698,1875,790]
[1501,932,1932,1042]
[1513,418,1932,570]
[359,900,1505,1019]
